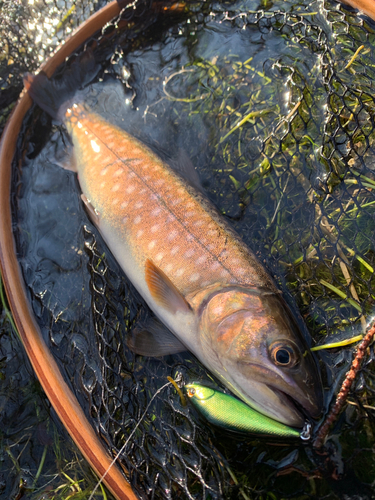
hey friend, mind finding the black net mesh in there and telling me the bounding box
[3,0,375,498]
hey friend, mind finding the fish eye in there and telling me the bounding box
[269,341,298,368]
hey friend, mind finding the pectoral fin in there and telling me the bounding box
[128,318,187,356]
[145,259,191,314]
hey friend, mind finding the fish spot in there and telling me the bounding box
[185,249,195,258]
[185,211,195,217]
[140,188,147,194]
[107,141,116,148]
[90,139,100,153]
[208,229,217,236]
[168,231,177,241]
[165,264,173,272]
[148,241,156,250]
[186,234,194,242]
[100,182,106,188]
[150,194,158,201]
[112,184,120,192]
[171,246,180,255]
[197,255,207,264]
[114,168,123,177]
[151,224,160,233]
[122,216,128,224]
[166,214,175,223]
[189,273,200,282]
[134,215,142,224]
[137,229,144,238]
[77,121,82,129]
[177,188,185,194]
[237,268,247,275]
[85,130,88,135]
[121,201,129,209]
[202,280,211,287]
[100,168,108,176]
[126,185,135,194]
[176,268,185,277]
[151,207,161,216]
[220,269,228,278]
[128,172,136,179]
[194,220,204,227]
[135,201,143,209]
[211,261,220,270]
[155,253,164,262]
[171,198,182,206]
[112,198,119,205]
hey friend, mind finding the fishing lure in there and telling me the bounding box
[185,383,311,440]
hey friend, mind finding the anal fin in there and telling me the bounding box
[128,318,187,357]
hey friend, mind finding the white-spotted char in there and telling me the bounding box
[24,59,323,428]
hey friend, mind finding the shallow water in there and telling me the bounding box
[3,0,375,498]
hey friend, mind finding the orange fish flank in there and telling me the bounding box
[67,105,273,294]
[65,104,275,297]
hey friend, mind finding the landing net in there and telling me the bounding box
[2,0,375,498]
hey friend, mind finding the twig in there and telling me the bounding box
[313,321,375,448]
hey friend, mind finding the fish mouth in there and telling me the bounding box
[268,386,307,427]
[233,361,322,427]
[267,384,321,427]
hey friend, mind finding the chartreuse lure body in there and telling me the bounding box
[185,383,309,440]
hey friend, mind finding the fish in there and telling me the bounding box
[24,52,323,427]
[184,383,309,439]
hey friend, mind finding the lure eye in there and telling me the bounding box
[269,342,298,368]
[187,388,196,397]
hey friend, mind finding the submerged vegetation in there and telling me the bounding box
[0,277,114,499]
[150,5,375,342]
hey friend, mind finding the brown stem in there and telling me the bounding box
[313,322,375,448]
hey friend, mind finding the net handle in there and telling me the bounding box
[0,2,139,500]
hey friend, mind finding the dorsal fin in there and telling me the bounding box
[170,149,203,193]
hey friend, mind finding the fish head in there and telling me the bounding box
[198,286,323,427]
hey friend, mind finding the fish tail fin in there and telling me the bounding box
[24,49,99,121]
